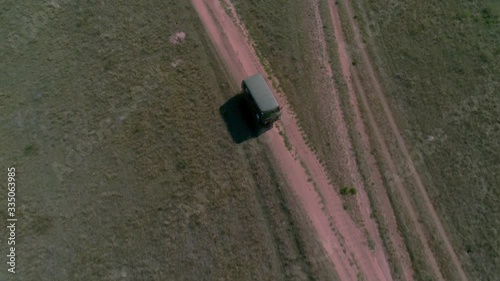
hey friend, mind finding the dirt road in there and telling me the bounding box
[192,0,393,280]
[319,1,421,280]
[327,0,469,280]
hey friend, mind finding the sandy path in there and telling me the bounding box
[191,0,393,280]
[330,0,469,280]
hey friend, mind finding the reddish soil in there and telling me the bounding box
[309,0,399,278]
[321,1,418,280]
[329,0,469,280]
[192,0,394,280]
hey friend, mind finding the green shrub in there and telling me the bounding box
[340,186,357,195]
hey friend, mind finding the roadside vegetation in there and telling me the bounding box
[0,1,337,280]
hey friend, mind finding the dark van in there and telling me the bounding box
[241,73,281,126]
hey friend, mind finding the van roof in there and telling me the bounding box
[243,73,279,112]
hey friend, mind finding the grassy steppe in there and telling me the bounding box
[0,1,337,280]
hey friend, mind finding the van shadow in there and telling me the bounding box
[219,93,271,144]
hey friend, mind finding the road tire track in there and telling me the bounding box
[312,0,419,279]
[328,0,470,280]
